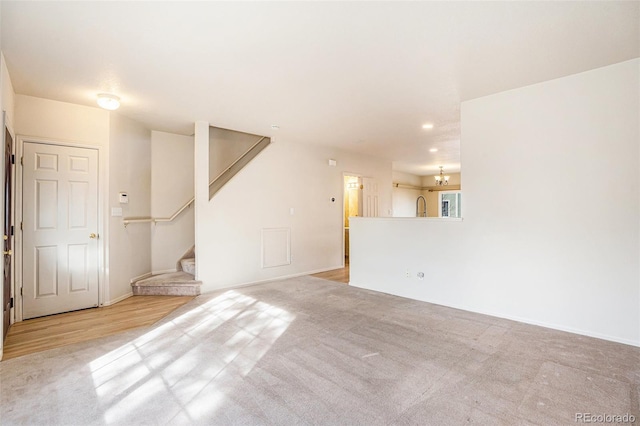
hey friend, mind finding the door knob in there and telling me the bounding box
[89,233,98,239]
[3,250,12,256]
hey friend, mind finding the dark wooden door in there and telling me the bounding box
[3,126,13,339]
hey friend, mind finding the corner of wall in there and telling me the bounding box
[195,134,393,292]
[1,52,16,128]
[354,60,640,346]
[150,130,195,273]
[107,113,153,302]
[193,122,210,281]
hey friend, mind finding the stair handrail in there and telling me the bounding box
[123,136,268,228]
[209,136,267,185]
[122,197,195,227]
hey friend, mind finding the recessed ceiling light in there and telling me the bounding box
[271,125,280,130]
[422,123,434,129]
[97,93,120,110]
[429,148,438,153]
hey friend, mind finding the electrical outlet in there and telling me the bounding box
[405,269,410,278]
[417,272,425,280]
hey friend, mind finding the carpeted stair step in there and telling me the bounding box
[181,258,196,275]
[132,271,202,296]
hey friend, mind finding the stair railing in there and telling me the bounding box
[123,198,194,227]
[208,136,269,199]
[123,135,269,228]
[210,136,266,187]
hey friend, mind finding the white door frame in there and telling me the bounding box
[1,111,16,354]
[342,172,362,268]
[15,136,106,322]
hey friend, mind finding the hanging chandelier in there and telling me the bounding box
[434,166,449,186]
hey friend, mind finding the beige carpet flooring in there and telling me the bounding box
[0,276,638,425]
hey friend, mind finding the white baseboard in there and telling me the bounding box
[200,265,347,295]
[103,291,133,306]
[457,301,640,348]
[349,281,640,348]
[129,272,153,284]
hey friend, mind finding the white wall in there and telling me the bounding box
[151,131,194,273]
[15,95,111,307]
[15,95,110,146]
[392,170,421,217]
[1,54,15,129]
[108,113,151,301]
[209,127,259,185]
[195,127,392,291]
[351,59,640,346]
[14,95,153,305]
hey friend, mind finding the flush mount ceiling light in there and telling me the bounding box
[429,148,438,153]
[97,93,120,110]
[434,166,449,186]
[422,123,434,129]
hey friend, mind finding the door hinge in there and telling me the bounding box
[9,297,13,309]
[10,154,15,165]
[20,221,23,231]
[20,156,23,166]
[20,287,23,296]
[10,225,14,236]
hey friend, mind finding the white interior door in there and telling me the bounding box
[362,177,379,217]
[22,142,99,319]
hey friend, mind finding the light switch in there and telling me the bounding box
[111,207,123,217]
[119,192,129,204]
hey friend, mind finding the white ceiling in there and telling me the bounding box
[1,1,638,176]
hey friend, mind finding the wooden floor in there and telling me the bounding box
[2,264,349,361]
[311,263,349,284]
[2,295,193,361]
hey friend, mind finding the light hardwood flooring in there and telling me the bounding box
[311,263,349,284]
[2,295,193,360]
[1,263,349,361]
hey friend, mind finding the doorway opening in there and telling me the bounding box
[309,174,358,285]
[3,115,14,340]
[343,175,361,266]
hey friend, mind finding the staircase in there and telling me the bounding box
[126,126,272,297]
[132,255,201,296]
